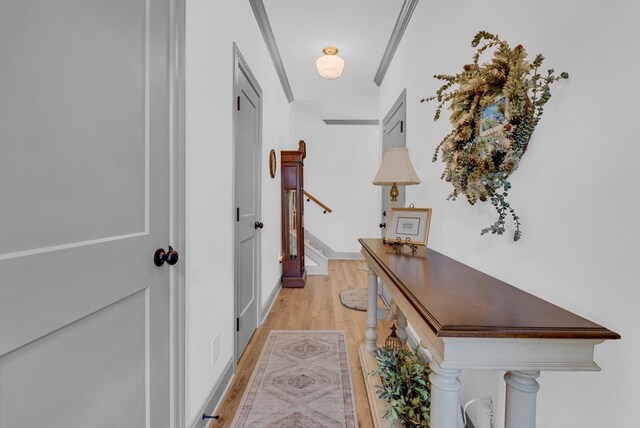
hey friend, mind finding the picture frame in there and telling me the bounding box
[478,94,509,137]
[385,208,432,246]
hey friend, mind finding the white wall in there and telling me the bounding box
[185,0,291,423]
[380,1,639,426]
[291,102,380,253]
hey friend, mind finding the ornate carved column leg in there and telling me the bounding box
[429,361,463,428]
[504,370,540,428]
[396,310,408,348]
[365,267,378,352]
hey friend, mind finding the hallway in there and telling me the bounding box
[214,260,388,427]
[1,1,637,426]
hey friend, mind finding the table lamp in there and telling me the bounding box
[373,147,420,206]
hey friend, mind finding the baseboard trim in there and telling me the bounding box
[188,358,235,428]
[261,279,281,323]
[331,252,364,260]
[304,229,365,260]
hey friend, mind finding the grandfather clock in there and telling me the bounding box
[281,141,307,288]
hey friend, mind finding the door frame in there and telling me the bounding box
[169,0,186,427]
[382,88,406,131]
[232,43,263,365]
[380,88,407,234]
[379,88,406,304]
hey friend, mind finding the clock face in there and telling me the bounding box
[269,149,277,178]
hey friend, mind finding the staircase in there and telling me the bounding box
[300,190,362,275]
[304,237,328,275]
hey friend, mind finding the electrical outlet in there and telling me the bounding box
[475,397,494,428]
[211,335,220,365]
[464,397,494,428]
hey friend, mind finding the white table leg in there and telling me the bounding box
[429,361,463,428]
[396,310,408,347]
[365,267,378,352]
[504,370,540,428]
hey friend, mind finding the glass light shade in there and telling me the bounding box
[373,148,420,186]
[316,48,345,79]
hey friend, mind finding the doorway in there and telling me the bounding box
[379,89,407,304]
[0,0,182,426]
[233,44,263,362]
[380,89,407,236]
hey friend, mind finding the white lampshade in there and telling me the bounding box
[373,148,420,186]
[316,46,345,79]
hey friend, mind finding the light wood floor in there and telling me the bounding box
[212,259,392,427]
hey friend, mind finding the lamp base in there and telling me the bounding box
[389,183,399,202]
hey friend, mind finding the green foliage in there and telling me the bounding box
[421,31,568,241]
[372,347,431,427]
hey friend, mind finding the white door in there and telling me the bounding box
[380,89,407,236]
[0,1,173,427]
[379,90,407,305]
[234,47,262,360]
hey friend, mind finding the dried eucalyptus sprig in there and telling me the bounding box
[421,31,568,241]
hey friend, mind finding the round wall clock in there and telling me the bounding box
[269,149,276,178]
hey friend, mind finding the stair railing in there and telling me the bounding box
[302,190,333,214]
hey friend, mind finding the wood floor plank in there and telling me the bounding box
[212,260,390,427]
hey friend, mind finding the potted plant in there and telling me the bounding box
[372,346,431,427]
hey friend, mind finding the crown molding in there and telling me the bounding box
[249,0,295,103]
[373,0,420,87]
[323,119,380,126]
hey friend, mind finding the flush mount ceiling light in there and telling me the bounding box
[316,46,345,79]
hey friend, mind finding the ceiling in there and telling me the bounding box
[265,0,404,119]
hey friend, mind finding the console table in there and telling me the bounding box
[358,238,619,428]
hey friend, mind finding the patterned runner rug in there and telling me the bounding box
[230,330,357,428]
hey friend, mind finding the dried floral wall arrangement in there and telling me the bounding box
[421,31,568,241]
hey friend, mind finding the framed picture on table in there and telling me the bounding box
[385,208,432,246]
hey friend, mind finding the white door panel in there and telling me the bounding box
[381,90,407,236]
[234,51,262,360]
[0,0,173,426]
[0,290,148,428]
[380,90,407,304]
[0,0,148,254]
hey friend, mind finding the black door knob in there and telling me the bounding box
[154,246,179,267]
[379,223,387,229]
[255,221,264,229]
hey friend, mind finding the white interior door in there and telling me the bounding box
[379,90,407,305]
[0,1,173,427]
[234,47,262,361]
[381,89,407,236]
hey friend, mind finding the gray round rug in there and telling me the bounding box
[339,287,368,311]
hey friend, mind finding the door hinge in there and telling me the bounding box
[236,207,239,222]
[236,318,240,332]
[400,120,404,133]
[237,96,240,111]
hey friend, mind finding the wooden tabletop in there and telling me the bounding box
[359,238,620,340]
